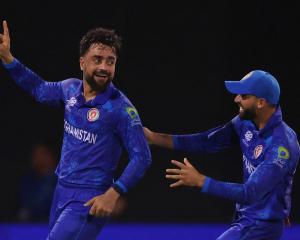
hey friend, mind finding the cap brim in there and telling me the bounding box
[225,81,249,94]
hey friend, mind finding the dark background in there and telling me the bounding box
[1,0,299,223]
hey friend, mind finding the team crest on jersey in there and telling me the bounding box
[244,130,253,141]
[254,145,263,159]
[87,108,100,122]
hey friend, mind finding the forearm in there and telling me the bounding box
[114,153,151,194]
[151,132,174,149]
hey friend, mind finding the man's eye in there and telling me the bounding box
[107,60,115,66]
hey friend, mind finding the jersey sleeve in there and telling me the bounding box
[172,116,239,153]
[202,144,292,204]
[113,105,152,193]
[3,58,64,106]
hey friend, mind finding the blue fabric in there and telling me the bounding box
[225,70,280,105]
[4,58,152,193]
[216,216,283,240]
[174,107,299,234]
[47,180,107,239]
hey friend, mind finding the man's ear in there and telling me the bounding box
[79,57,84,71]
[257,98,267,109]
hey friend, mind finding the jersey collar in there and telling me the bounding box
[75,82,118,107]
[259,106,282,136]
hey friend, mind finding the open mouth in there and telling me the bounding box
[239,105,244,113]
[94,73,108,80]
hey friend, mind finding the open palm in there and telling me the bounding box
[0,21,13,64]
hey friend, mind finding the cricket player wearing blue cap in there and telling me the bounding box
[0,21,151,239]
[144,70,299,239]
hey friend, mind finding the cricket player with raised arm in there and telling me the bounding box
[144,70,299,240]
[0,21,151,239]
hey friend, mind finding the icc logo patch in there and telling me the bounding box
[244,130,253,141]
[87,108,100,122]
[254,145,263,159]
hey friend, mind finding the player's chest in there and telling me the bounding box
[240,129,266,167]
[64,105,114,133]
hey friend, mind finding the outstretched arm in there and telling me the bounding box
[144,118,239,154]
[167,144,296,205]
[143,127,174,149]
[1,21,64,105]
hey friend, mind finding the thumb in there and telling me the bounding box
[184,157,192,167]
[84,197,96,207]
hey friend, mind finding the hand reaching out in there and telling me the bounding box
[166,158,206,188]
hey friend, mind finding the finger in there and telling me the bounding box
[166,174,181,180]
[166,168,181,174]
[89,204,96,215]
[84,197,96,207]
[170,180,183,188]
[171,160,186,168]
[3,21,10,38]
[95,209,103,217]
[184,157,193,167]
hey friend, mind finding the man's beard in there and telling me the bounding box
[239,105,257,120]
[85,70,113,92]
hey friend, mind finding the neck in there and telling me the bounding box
[254,107,276,130]
[82,80,109,102]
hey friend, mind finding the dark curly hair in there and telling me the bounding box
[79,27,122,57]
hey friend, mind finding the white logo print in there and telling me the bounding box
[244,131,253,141]
[66,97,77,111]
[243,155,256,174]
[87,108,100,122]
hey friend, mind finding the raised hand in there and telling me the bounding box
[166,158,206,188]
[0,20,14,64]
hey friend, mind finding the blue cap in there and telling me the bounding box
[224,70,280,105]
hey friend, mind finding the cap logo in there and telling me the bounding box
[254,145,263,159]
[87,108,100,122]
[242,71,253,80]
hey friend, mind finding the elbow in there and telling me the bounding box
[240,185,262,205]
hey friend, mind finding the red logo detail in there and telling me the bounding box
[87,108,99,122]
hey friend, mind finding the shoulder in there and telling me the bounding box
[110,90,141,124]
[267,122,300,164]
[60,78,82,95]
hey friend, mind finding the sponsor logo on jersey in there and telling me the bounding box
[273,146,290,168]
[254,145,263,159]
[244,130,253,141]
[87,108,100,122]
[66,97,77,111]
[126,107,138,119]
[278,146,289,159]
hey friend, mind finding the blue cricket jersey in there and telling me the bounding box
[173,107,299,221]
[4,59,151,193]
